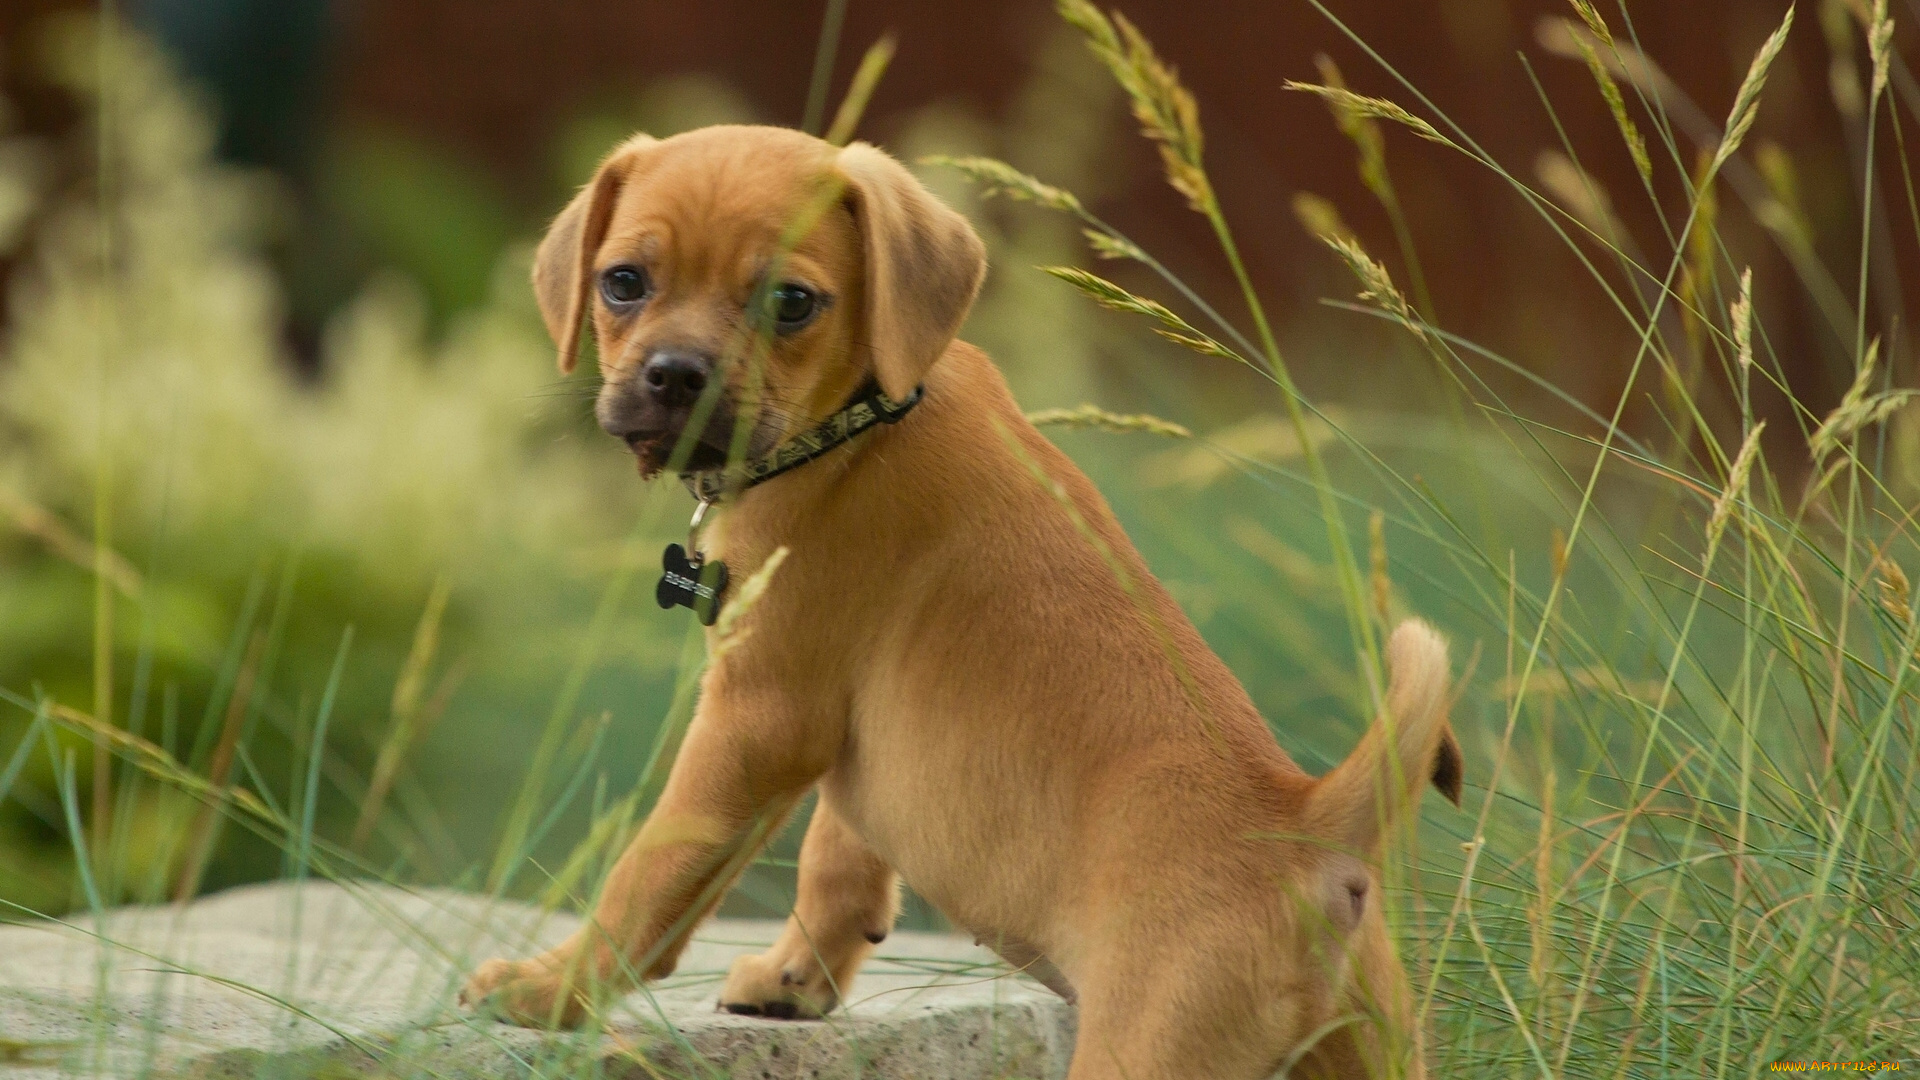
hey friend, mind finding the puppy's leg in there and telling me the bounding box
[717,792,896,1019]
[462,691,820,1027]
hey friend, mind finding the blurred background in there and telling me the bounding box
[0,0,1913,918]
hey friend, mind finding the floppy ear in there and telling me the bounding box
[836,142,987,400]
[1306,619,1461,855]
[533,134,657,374]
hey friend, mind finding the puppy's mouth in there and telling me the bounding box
[621,428,735,477]
[600,389,785,480]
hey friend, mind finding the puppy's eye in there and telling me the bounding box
[769,284,817,330]
[600,266,650,307]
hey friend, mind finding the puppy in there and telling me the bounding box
[461,124,1462,1080]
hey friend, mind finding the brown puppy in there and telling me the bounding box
[461,125,1462,1080]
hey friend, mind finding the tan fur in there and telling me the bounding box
[462,125,1461,1080]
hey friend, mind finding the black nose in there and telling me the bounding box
[642,351,710,407]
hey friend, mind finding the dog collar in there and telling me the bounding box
[656,379,921,625]
[678,380,923,505]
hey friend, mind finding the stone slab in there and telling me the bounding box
[0,881,1074,1078]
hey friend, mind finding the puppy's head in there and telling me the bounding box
[533,125,986,476]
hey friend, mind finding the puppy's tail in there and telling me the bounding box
[1306,619,1462,854]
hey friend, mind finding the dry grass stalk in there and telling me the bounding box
[1225,517,1331,593]
[1369,508,1392,626]
[1811,338,1917,462]
[0,488,143,597]
[1310,55,1392,199]
[1026,404,1192,439]
[1709,421,1767,543]
[920,155,1084,214]
[1057,0,1213,213]
[1868,0,1894,99]
[712,546,790,660]
[1877,558,1912,624]
[1730,267,1755,370]
[1530,753,1558,1023]
[1566,0,1614,45]
[1537,17,1666,102]
[174,629,266,903]
[1303,54,1434,319]
[1141,412,1342,489]
[352,575,457,851]
[1492,666,1667,703]
[1712,6,1796,175]
[1282,81,1457,150]
[1676,150,1720,373]
[1323,235,1429,343]
[1564,1,1652,185]
[50,702,272,822]
[1039,265,1238,360]
[1084,228,1146,261]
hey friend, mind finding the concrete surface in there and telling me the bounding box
[0,881,1074,1078]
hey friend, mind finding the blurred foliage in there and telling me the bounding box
[0,15,685,912]
[324,127,516,322]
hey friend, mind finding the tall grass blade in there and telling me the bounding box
[824,35,896,147]
[352,577,453,850]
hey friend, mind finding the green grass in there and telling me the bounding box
[3,1,1918,1077]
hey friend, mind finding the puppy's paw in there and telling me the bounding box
[716,951,837,1020]
[460,956,592,1029]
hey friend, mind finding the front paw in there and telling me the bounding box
[717,951,838,1020]
[460,956,593,1028]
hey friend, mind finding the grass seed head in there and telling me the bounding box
[1712,6,1796,175]
[920,154,1084,214]
[1567,0,1615,46]
[711,546,789,659]
[1868,1,1894,98]
[1040,265,1239,361]
[1323,235,1428,343]
[1084,228,1147,261]
[1026,404,1192,439]
[1283,81,1458,150]
[1564,11,1653,185]
[1311,54,1389,183]
[1811,338,1919,462]
[1057,0,1214,213]
[1879,558,1913,625]
[1730,267,1755,370]
[1709,421,1767,543]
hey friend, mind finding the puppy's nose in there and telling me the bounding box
[642,350,711,408]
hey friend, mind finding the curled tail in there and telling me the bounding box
[1307,619,1463,853]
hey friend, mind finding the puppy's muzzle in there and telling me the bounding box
[598,348,735,472]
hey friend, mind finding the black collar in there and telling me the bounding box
[680,380,922,503]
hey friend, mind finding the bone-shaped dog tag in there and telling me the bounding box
[657,544,728,625]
